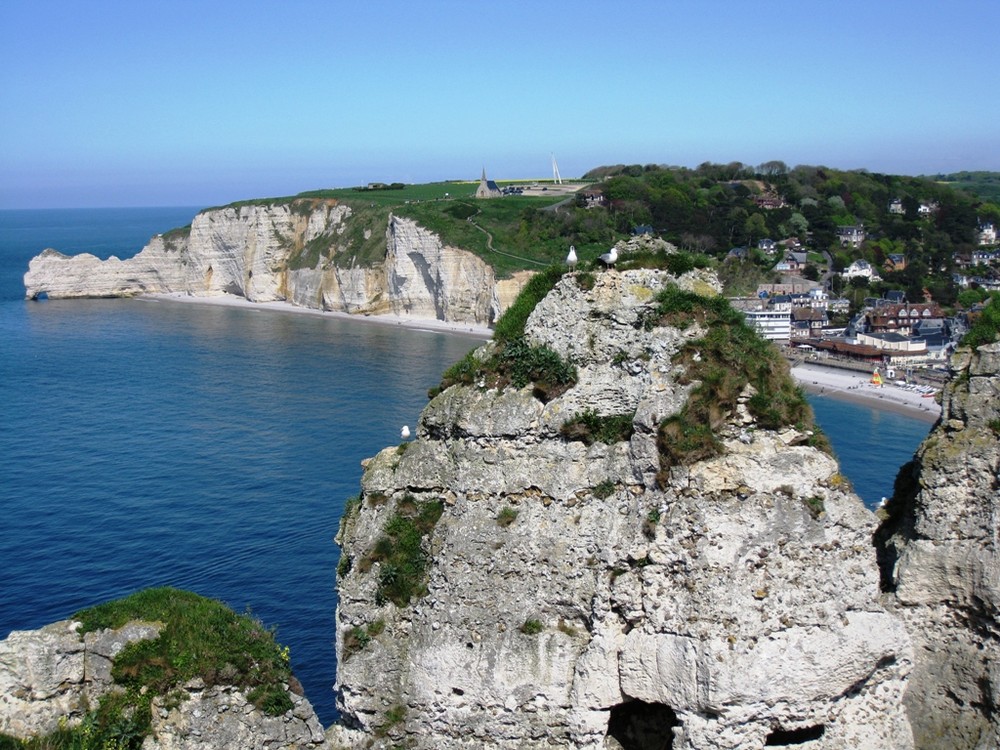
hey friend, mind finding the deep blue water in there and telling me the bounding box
[0,208,932,726]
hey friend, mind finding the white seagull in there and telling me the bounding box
[566,245,578,269]
[401,425,411,440]
[598,245,618,269]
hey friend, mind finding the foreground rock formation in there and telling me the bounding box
[876,341,1000,749]
[23,200,526,327]
[334,268,915,749]
[0,618,329,749]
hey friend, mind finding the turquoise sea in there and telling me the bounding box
[0,208,932,725]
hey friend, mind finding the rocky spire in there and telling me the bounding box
[876,341,1000,749]
[334,268,915,749]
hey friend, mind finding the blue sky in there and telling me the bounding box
[1,0,998,208]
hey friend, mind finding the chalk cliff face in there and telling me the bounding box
[876,342,1000,749]
[334,269,914,749]
[0,620,329,749]
[23,201,510,326]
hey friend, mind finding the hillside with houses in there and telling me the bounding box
[578,163,1000,375]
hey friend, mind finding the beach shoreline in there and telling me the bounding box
[142,292,943,423]
[141,292,493,340]
[791,363,941,424]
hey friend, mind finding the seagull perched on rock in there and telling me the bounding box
[566,245,577,270]
[401,425,411,440]
[598,245,618,269]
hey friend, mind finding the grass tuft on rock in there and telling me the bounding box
[560,409,635,445]
[431,265,577,402]
[652,284,823,483]
[433,336,576,403]
[76,588,293,716]
[363,496,444,607]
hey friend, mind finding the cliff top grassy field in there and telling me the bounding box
[208,180,611,277]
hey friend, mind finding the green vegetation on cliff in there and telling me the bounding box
[75,588,293,715]
[0,589,293,750]
[356,495,444,607]
[961,292,1000,349]
[650,285,827,483]
[432,266,577,402]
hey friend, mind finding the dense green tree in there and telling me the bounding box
[744,213,768,246]
[957,288,989,308]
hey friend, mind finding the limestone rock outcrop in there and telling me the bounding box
[23,202,513,327]
[0,619,161,738]
[0,619,329,749]
[144,679,329,750]
[334,269,914,749]
[876,341,1000,749]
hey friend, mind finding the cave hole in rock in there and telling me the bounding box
[606,699,679,750]
[764,724,826,745]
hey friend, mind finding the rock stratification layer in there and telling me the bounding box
[23,202,513,327]
[877,342,1000,749]
[334,269,914,749]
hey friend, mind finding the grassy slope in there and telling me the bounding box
[201,182,596,279]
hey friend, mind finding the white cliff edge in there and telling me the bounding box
[23,201,528,327]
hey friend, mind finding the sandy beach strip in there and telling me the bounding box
[141,292,493,340]
[791,363,941,423]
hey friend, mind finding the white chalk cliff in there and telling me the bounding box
[23,200,524,327]
[333,269,915,749]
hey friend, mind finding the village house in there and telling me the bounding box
[979,223,997,246]
[753,193,786,210]
[972,248,1000,264]
[810,334,929,366]
[842,258,880,281]
[827,296,852,315]
[883,253,908,273]
[790,307,828,340]
[782,287,829,311]
[865,302,944,337]
[888,198,905,215]
[775,251,808,272]
[581,188,606,208]
[731,297,791,342]
[837,224,866,248]
[756,282,815,298]
[855,332,929,362]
